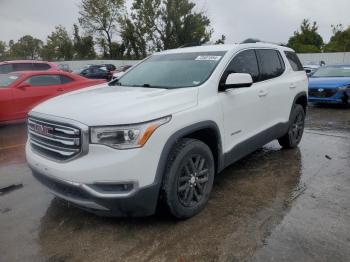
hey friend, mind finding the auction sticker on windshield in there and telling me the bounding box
[195,56,222,61]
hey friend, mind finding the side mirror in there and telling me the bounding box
[17,83,31,89]
[220,73,253,91]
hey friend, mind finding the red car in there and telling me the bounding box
[0,71,105,124]
[0,60,60,74]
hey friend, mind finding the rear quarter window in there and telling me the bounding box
[284,51,304,71]
[257,49,285,81]
[33,63,51,70]
[60,75,74,84]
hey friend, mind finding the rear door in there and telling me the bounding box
[13,63,35,72]
[256,49,289,126]
[13,74,62,117]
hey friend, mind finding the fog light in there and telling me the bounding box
[89,183,134,193]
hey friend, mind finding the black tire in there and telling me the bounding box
[161,138,215,219]
[278,104,305,149]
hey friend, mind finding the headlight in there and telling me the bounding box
[338,85,350,91]
[90,116,171,149]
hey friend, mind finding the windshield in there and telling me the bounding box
[0,73,21,87]
[112,51,226,89]
[312,66,350,78]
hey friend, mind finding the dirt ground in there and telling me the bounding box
[0,105,349,262]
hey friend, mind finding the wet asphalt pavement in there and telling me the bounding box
[0,105,349,262]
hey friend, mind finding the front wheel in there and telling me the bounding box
[278,104,305,149]
[161,138,215,219]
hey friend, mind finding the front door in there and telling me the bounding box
[218,49,268,156]
[13,74,62,118]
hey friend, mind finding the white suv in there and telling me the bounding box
[26,43,308,218]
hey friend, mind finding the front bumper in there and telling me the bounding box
[26,141,163,217]
[31,169,160,217]
[308,89,350,104]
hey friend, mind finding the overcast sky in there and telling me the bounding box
[1,0,350,44]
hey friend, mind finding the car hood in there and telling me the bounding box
[31,84,198,126]
[309,77,350,88]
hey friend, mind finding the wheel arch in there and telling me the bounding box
[154,121,224,186]
[293,91,308,114]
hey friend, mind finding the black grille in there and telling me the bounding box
[309,88,337,98]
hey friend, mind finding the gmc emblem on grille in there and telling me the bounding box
[318,88,324,92]
[32,123,53,136]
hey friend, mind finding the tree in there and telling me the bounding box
[287,19,324,53]
[73,24,96,59]
[324,24,350,52]
[0,41,6,60]
[78,0,125,58]
[8,35,43,59]
[41,26,74,61]
[121,0,212,58]
[215,35,226,45]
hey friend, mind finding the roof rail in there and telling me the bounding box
[240,38,287,46]
[241,38,261,44]
[179,42,202,48]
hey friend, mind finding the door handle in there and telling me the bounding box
[258,90,268,97]
[290,83,297,89]
[57,88,64,92]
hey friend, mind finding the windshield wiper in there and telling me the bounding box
[131,84,168,89]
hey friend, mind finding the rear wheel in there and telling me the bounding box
[278,104,305,149]
[161,138,215,219]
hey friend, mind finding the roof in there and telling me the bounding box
[0,60,54,64]
[157,43,294,55]
[8,70,70,76]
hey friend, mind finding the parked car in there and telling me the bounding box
[88,64,117,72]
[79,67,113,81]
[57,64,72,72]
[308,65,350,105]
[112,65,133,80]
[0,71,105,124]
[26,43,308,218]
[0,60,59,74]
[303,61,325,76]
[114,65,133,73]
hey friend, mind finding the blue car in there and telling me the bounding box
[308,65,350,104]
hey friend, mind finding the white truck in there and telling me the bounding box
[26,43,308,218]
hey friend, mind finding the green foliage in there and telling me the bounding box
[324,24,350,52]
[73,24,96,59]
[78,0,125,57]
[7,35,43,59]
[121,0,212,58]
[215,35,226,45]
[288,19,324,53]
[0,41,7,60]
[41,26,74,61]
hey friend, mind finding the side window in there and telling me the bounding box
[13,63,34,71]
[93,68,103,74]
[257,49,285,81]
[0,64,13,74]
[33,63,51,70]
[284,51,304,71]
[25,75,61,86]
[60,75,74,84]
[222,49,259,83]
